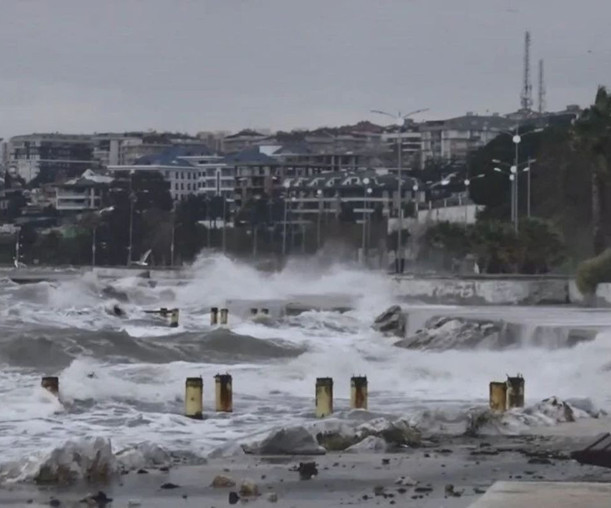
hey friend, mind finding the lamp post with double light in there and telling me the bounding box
[361,177,372,263]
[371,108,429,273]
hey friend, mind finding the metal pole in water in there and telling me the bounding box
[489,381,507,412]
[210,307,219,326]
[220,308,228,326]
[350,376,368,410]
[215,374,233,412]
[315,377,333,418]
[41,376,59,397]
[185,377,203,419]
[506,375,525,409]
[169,308,179,328]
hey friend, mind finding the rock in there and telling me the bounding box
[115,442,171,472]
[356,418,421,448]
[136,469,148,474]
[33,437,116,485]
[255,426,325,455]
[474,487,487,494]
[211,475,236,488]
[266,492,278,503]
[49,500,61,507]
[239,479,260,497]
[346,436,387,453]
[373,485,385,496]
[316,432,360,452]
[415,486,433,493]
[394,316,503,351]
[395,476,418,487]
[80,492,112,506]
[228,492,240,505]
[382,458,390,465]
[127,501,142,507]
[297,462,318,480]
[529,397,575,423]
[160,482,179,489]
[528,457,552,465]
[373,305,406,337]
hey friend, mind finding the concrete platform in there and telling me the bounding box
[469,481,611,508]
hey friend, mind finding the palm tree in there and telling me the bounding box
[573,86,611,254]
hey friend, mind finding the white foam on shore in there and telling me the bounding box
[2,253,611,481]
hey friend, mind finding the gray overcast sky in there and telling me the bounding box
[1,0,609,138]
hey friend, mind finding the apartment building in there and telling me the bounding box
[8,134,94,183]
[108,145,212,201]
[419,113,514,168]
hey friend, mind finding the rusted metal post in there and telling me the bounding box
[220,308,228,326]
[350,376,368,410]
[506,375,525,409]
[169,308,179,328]
[215,374,233,412]
[185,377,203,419]
[489,381,507,412]
[41,376,59,397]
[261,308,269,316]
[315,377,333,418]
[210,307,219,326]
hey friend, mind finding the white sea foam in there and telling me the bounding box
[1,253,611,481]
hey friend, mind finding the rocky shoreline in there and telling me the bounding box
[2,430,611,507]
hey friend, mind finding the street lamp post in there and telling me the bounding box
[361,178,372,264]
[282,181,291,256]
[523,158,535,218]
[316,189,323,251]
[497,127,542,231]
[127,171,136,266]
[92,206,114,267]
[371,108,428,273]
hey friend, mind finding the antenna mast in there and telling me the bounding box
[520,31,533,112]
[537,59,546,114]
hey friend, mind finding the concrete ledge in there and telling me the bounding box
[469,481,611,508]
[393,277,570,305]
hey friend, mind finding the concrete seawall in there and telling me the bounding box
[393,276,571,305]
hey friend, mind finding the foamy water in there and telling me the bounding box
[1,253,610,480]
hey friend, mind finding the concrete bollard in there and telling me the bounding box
[250,308,258,316]
[489,381,507,412]
[159,307,169,317]
[210,307,219,326]
[350,376,368,410]
[315,377,333,418]
[41,376,59,397]
[215,374,233,412]
[261,308,269,316]
[220,308,229,325]
[506,375,525,409]
[169,308,179,328]
[185,377,203,419]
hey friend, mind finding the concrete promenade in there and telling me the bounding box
[469,481,611,508]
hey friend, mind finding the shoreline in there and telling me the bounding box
[2,427,611,507]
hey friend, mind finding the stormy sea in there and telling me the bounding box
[1,254,611,482]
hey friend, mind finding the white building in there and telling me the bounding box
[108,145,212,201]
[55,169,113,213]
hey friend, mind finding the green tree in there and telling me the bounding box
[573,86,611,254]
